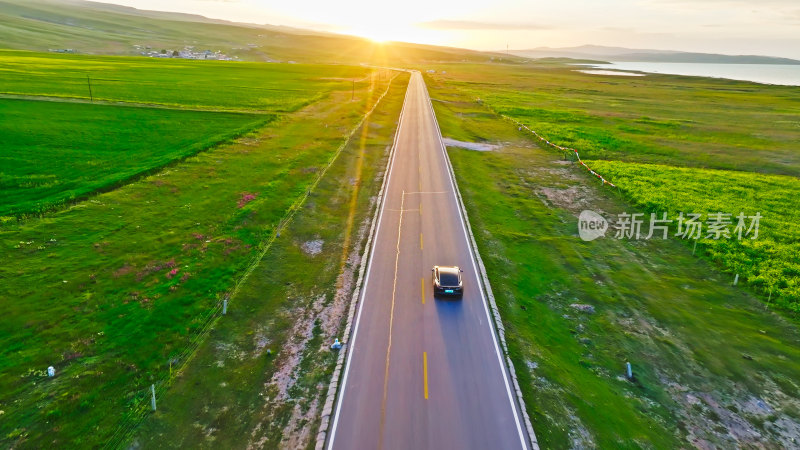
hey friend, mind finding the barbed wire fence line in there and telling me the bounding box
[500,114,618,188]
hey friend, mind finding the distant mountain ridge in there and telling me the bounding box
[0,0,504,64]
[511,45,800,65]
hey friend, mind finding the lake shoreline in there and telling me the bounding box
[575,61,800,86]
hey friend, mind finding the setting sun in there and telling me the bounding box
[344,23,444,46]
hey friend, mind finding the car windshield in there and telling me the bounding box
[439,271,459,286]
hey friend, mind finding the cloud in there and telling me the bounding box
[416,19,548,31]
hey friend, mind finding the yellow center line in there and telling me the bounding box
[421,277,425,304]
[423,352,429,400]
[379,190,404,444]
[420,232,423,250]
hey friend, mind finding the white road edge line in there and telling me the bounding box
[422,76,539,450]
[326,70,413,450]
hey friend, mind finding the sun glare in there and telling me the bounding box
[346,24,444,47]
[347,25,396,44]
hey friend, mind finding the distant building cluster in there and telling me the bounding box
[133,45,236,61]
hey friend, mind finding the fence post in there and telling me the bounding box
[223,298,228,315]
[151,384,156,411]
[87,75,93,102]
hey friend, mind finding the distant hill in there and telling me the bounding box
[530,56,611,65]
[511,45,800,65]
[0,0,507,64]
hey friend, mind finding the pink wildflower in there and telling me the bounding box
[237,192,258,208]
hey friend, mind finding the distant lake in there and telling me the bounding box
[587,62,800,86]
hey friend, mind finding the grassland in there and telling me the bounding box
[428,62,800,177]
[0,50,366,111]
[0,49,403,447]
[424,61,800,311]
[0,98,268,216]
[133,71,409,450]
[586,161,800,312]
[425,67,800,448]
[0,50,377,217]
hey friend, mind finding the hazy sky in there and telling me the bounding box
[102,0,800,58]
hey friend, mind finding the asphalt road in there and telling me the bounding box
[328,71,530,450]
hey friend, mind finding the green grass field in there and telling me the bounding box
[0,98,269,216]
[133,71,409,449]
[0,48,401,447]
[0,50,379,217]
[0,50,367,111]
[3,2,800,446]
[424,62,800,312]
[586,160,800,312]
[427,62,800,177]
[426,66,800,448]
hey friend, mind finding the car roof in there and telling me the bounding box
[437,266,460,275]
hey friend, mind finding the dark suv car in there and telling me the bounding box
[432,265,463,298]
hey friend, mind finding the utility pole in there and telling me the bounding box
[87,75,94,102]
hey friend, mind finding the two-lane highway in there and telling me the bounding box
[328,71,530,450]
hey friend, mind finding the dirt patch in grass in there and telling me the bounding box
[300,239,324,257]
[247,292,327,448]
[537,185,594,214]
[442,137,500,151]
[269,295,326,404]
[663,374,800,448]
